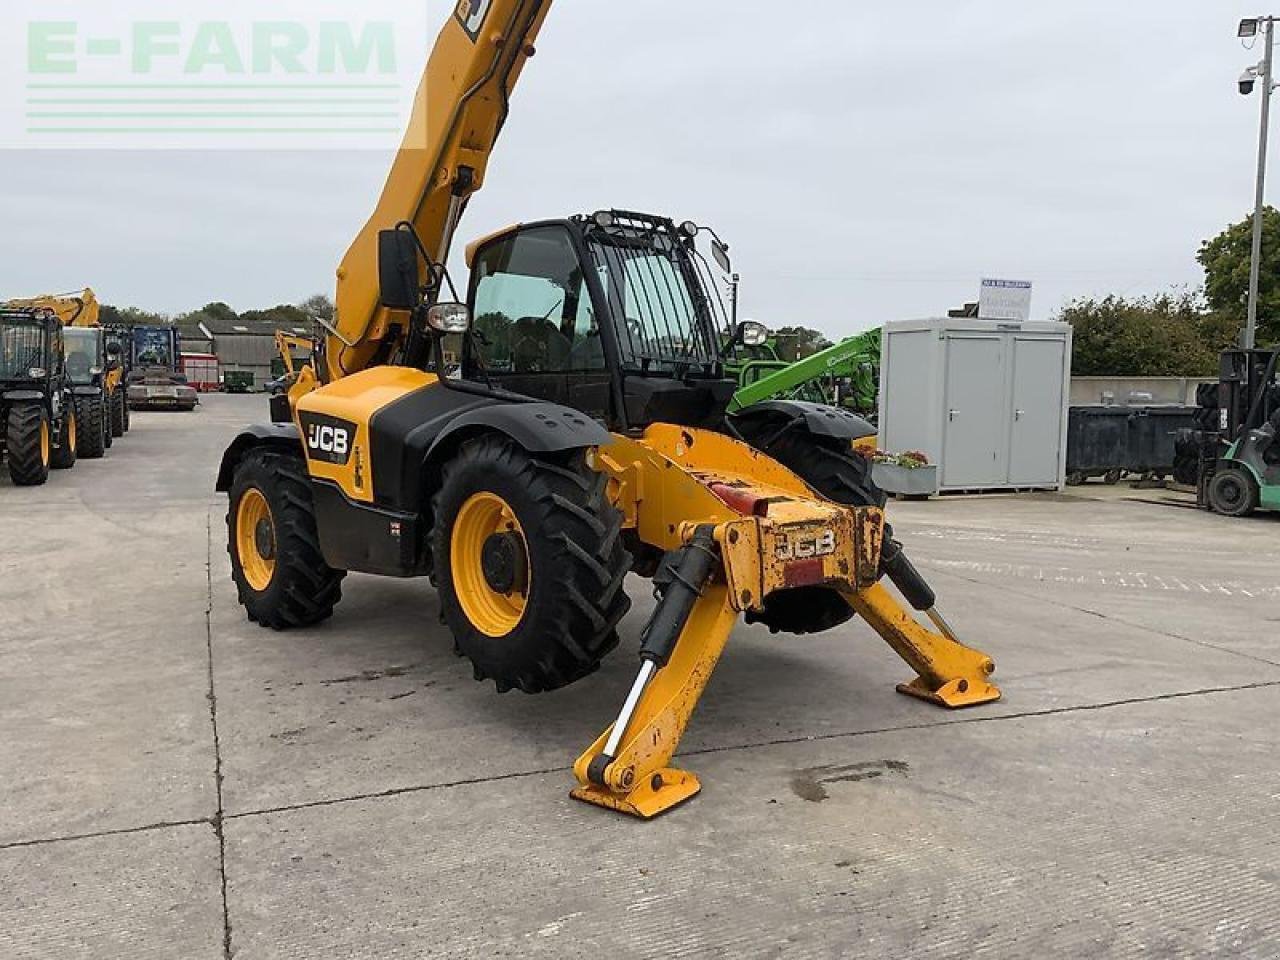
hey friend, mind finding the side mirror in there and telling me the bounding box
[378,229,422,311]
[426,302,472,334]
[711,238,732,274]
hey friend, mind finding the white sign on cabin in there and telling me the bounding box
[978,278,1033,323]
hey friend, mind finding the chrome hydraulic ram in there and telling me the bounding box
[587,526,720,786]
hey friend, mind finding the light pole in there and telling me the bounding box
[1239,16,1277,350]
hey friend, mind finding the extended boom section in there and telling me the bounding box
[326,0,551,380]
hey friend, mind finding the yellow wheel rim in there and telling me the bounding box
[67,410,76,454]
[450,491,529,637]
[39,419,50,466]
[236,488,277,592]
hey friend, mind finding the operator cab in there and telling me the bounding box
[0,308,61,387]
[459,211,749,432]
[63,327,105,386]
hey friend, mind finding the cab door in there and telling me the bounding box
[466,224,614,420]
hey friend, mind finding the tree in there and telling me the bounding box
[176,301,239,332]
[1058,292,1232,377]
[298,294,334,322]
[1197,207,1280,345]
[100,304,169,327]
[241,304,311,328]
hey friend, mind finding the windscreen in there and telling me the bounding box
[133,327,175,369]
[584,217,732,374]
[0,319,46,380]
[63,328,100,384]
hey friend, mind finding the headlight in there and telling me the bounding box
[737,321,769,348]
[28,367,46,379]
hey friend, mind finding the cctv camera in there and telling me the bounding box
[1241,77,1258,95]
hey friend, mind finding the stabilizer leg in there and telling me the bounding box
[844,582,1000,708]
[572,579,739,819]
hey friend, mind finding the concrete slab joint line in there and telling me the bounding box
[205,506,234,960]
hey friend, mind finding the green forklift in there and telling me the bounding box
[1199,347,1280,517]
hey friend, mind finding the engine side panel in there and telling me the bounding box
[293,367,442,505]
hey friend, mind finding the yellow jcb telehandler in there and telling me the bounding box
[216,0,1000,818]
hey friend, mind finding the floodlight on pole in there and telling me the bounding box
[1239,15,1277,350]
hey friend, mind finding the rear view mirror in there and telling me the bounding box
[378,229,422,311]
[426,302,472,334]
[711,238,732,274]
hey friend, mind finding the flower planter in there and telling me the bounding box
[872,462,938,498]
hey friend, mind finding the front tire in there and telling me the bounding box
[227,448,346,629]
[1207,468,1259,517]
[51,404,77,470]
[6,404,51,486]
[432,435,631,694]
[109,390,126,438]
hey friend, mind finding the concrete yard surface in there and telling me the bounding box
[2,394,1278,958]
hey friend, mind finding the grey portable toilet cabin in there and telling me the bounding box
[877,318,1072,493]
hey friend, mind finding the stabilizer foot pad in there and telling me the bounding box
[571,767,700,819]
[897,676,1001,709]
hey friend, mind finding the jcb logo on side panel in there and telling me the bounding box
[300,413,356,466]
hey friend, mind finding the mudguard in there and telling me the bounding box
[2,390,44,402]
[402,399,611,514]
[72,385,103,397]
[730,399,875,441]
[426,400,611,460]
[215,422,302,491]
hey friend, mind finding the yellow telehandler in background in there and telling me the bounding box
[5,290,128,457]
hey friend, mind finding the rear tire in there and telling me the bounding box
[227,448,346,630]
[51,404,77,470]
[1207,468,1259,517]
[110,390,126,438]
[432,435,631,694]
[738,428,884,635]
[6,404,51,486]
[75,395,107,459]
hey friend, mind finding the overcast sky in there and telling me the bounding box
[1,0,1274,338]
